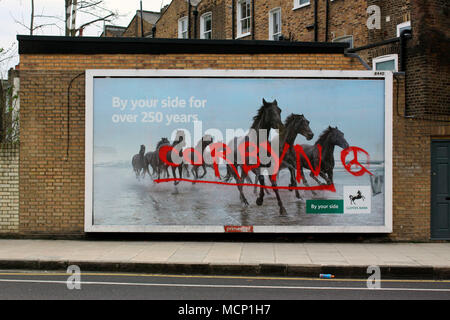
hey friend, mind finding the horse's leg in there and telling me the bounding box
[165,167,170,178]
[191,166,198,184]
[223,165,232,182]
[288,166,302,199]
[271,179,287,215]
[328,170,334,185]
[310,171,325,185]
[319,171,332,185]
[177,165,182,185]
[199,164,207,179]
[256,173,265,206]
[252,174,258,194]
[233,165,249,206]
[171,166,178,185]
[213,165,222,180]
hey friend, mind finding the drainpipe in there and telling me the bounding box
[231,0,235,39]
[140,1,144,37]
[400,29,412,114]
[399,29,412,72]
[325,0,329,42]
[251,0,255,40]
[193,8,198,38]
[188,0,191,38]
[314,0,318,42]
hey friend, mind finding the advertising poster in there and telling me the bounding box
[85,70,392,233]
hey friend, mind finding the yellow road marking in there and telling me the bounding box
[0,272,448,283]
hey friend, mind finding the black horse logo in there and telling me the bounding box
[349,190,365,205]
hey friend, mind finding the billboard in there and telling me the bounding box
[85,70,392,233]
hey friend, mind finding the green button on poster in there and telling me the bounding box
[306,200,344,214]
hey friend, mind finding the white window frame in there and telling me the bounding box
[396,21,411,37]
[332,35,354,48]
[293,0,310,10]
[178,16,188,39]
[200,12,212,39]
[237,0,251,39]
[269,8,282,40]
[373,54,398,72]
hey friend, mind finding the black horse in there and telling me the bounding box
[296,126,349,186]
[256,113,314,199]
[349,190,365,204]
[227,98,286,214]
[167,130,186,185]
[150,137,170,180]
[190,134,214,181]
[131,144,146,180]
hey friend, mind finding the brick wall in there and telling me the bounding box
[155,0,371,43]
[405,0,450,117]
[17,46,448,240]
[0,143,19,234]
[155,0,192,38]
[391,76,450,240]
[155,0,230,39]
[18,52,363,236]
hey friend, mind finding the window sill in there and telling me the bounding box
[236,32,251,39]
[268,34,282,41]
[293,3,310,11]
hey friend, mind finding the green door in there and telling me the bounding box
[431,140,450,240]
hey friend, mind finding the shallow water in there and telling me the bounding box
[93,163,385,227]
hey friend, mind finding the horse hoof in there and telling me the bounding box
[279,207,287,215]
[256,198,263,206]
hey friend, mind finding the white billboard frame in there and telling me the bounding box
[85,69,393,233]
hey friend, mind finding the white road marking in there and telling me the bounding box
[0,278,449,292]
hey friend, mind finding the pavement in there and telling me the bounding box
[0,240,449,279]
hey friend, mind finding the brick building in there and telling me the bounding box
[0,0,447,240]
[121,10,161,38]
[100,25,127,38]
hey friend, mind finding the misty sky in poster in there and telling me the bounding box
[93,77,385,164]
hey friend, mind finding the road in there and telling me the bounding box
[0,270,449,301]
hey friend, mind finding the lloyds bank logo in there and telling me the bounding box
[343,186,371,214]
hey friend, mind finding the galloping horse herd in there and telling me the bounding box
[132,99,349,215]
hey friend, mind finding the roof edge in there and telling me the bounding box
[17,35,349,55]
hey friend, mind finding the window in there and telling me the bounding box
[237,0,251,38]
[269,8,282,40]
[178,16,188,39]
[396,21,411,37]
[293,0,310,10]
[373,54,398,72]
[200,12,212,39]
[332,35,354,48]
